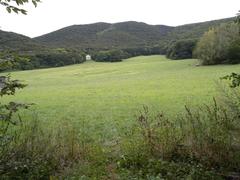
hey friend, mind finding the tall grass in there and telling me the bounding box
[118,88,240,179]
[0,115,100,179]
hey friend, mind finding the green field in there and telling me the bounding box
[4,55,240,136]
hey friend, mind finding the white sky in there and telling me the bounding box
[0,0,239,38]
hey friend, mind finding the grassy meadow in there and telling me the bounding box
[3,55,239,136]
[2,55,240,178]
[5,56,239,118]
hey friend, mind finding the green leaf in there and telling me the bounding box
[12,8,19,14]
[6,6,11,13]
[32,0,37,7]
[20,9,27,15]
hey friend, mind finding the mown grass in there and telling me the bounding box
[3,55,240,136]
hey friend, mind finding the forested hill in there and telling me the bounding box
[34,22,173,49]
[163,17,234,41]
[0,30,44,52]
[0,17,235,52]
[33,17,234,50]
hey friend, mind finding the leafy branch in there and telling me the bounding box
[0,0,40,14]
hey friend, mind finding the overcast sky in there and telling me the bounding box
[0,0,239,38]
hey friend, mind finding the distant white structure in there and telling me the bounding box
[86,55,91,61]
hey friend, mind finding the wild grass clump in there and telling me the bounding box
[182,99,240,169]
[135,106,183,159]
[118,87,240,179]
[0,115,107,179]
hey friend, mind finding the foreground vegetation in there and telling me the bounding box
[1,55,240,179]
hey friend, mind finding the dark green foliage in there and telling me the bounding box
[227,39,240,64]
[166,39,198,60]
[90,45,165,62]
[29,49,86,68]
[222,73,240,88]
[0,75,27,96]
[0,49,86,71]
[92,49,129,62]
[0,0,40,14]
[0,51,31,71]
[34,22,173,50]
[123,46,164,57]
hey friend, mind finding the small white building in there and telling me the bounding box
[86,55,91,61]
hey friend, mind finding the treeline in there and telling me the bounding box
[0,46,165,71]
[28,49,86,69]
[166,39,198,60]
[0,49,86,71]
[92,46,164,62]
[166,17,240,64]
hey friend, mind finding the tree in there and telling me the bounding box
[0,0,40,14]
[222,11,240,88]
[166,39,197,60]
[194,23,240,65]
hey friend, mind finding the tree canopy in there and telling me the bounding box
[194,22,240,65]
[0,0,40,14]
[166,39,197,60]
